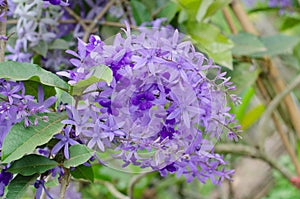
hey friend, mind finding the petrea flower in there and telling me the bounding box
[0,11,5,23]
[28,85,57,114]
[98,116,125,141]
[242,0,293,13]
[51,125,79,159]
[44,0,69,6]
[61,106,94,136]
[0,80,56,147]
[0,0,6,6]
[60,25,241,184]
[34,179,53,199]
[48,182,81,199]
[0,168,13,197]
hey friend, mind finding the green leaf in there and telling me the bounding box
[234,87,255,122]
[227,63,261,94]
[230,32,267,56]
[32,40,48,57]
[208,50,232,69]
[280,16,300,31]
[205,0,232,18]
[252,34,300,57]
[0,61,69,91]
[24,81,56,102]
[8,154,57,176]
[130,0,151,25]
[6,174,38,199]
[241,104,265,130]
[71,164,94,182]
[177,0,201,23]
[48,39,69,50]
[178,9,188,23]
[157,2,179,22]
[2,112,67,163]
[63,145,94,168]
[196,0,213,22]
[184,22,233,68]
[71,64,112,96]
[55,87,75,106]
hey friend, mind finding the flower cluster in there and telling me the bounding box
[59,25,241,184]
[242,0,293,13]
[0,167,13,197]
[0,80,56,148]
[4,0,130,71]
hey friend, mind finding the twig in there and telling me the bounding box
[215,143,293,180]
[120,0,133,26]
[256,71,300,176]
[267,60,300,138]
[128,171,154,199]
[8,19,137,30]
[257,75,300,176]
[83,0,117,42]
[64,7,89,31]
[230,0,258,35]
[0,0,8,62]
[231,0,300,139]
[230,0,300,179]
[258,74,300,139]
[100,21,137,30]
[96,180,129,199]
[59,168,71,199]
[222,7,238,34]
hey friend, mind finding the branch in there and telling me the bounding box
[258,74,300,140]
[222,7,237,34]
[100,21,137,30]
[83,0,117,42]
[0,0,8,62]
[258,74,300,176]
[59,168,71,199]
[215,143,293,180]
[231,0,300,139]
[96,180,129,199]
[7,19,138,31]
[128,171,154,199]
[64,7,89,31]
[230,0,258,35]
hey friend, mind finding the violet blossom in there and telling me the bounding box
[58,25,241,184]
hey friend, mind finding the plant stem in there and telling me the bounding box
[83,0,116,42]
[230,0,300,178]
[215,144,293,180]
[222,7,237,34]
[96,180,129,199]
[64,7,89,31]
[231,0,300,139]
[230,0,258,35]
[258,74,300,176]
[0,0,8,62]
[59,168,71,199]
[128,171,154,199]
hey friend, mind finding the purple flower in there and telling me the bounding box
[28,85,57,114]
[48,182,81,199]
[0,80,56,147]
[34,179,53,199]
[59,25,241,184]
[61,106,94,136]
[98,116,125,141]
[51,125,79,159]
[0,11,5,23]
[131,91,155,111]
[0,0,6,7]
[0,168,13,197]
